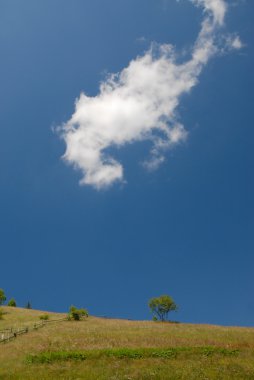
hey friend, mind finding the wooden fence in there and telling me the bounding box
[0,318,67,344]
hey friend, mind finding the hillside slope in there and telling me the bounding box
[0,307,254,379]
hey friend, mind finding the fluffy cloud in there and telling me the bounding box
[60,0,236,189]
[228,35,243,50]
[191,0,227,25]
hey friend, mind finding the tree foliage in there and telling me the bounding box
[148,295,177,321]
[0,289,6,305]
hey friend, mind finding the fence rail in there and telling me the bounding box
[0,318,66,344]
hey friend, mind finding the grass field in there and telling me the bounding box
[0,307,254,379]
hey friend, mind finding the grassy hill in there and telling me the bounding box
[0,306,254,379]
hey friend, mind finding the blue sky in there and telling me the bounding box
[0,0,253,326]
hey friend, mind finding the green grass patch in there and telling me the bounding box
[26,346,239,364]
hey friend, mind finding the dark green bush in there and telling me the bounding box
[68,305,88,321]
[7,298,16,307]
[39,314,49,321]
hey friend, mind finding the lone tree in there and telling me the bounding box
[0,289,6,305]
[148,295,177,322]
[25,301,32,309]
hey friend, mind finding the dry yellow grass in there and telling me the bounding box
[0,306,64,330]
[0,306,254,379]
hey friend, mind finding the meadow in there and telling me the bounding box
[0,307,254,379]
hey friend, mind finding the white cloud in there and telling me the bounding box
[60,0,238,189]
[191,0,227,26]
[229,35,243,50]
[143,155,165,172]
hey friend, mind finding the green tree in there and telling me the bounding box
[148,295,177,322]
[68,305,88,321]
[25,301,32,309]
[7,298,17,307]
[0,289,6,305]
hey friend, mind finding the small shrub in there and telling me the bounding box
[68,305,88,321]
[7,298,17,307]
[39,314,49,321]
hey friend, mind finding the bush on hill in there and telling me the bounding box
[7,298,17,307]
[68,305,88,321]
[39,314,50,321]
